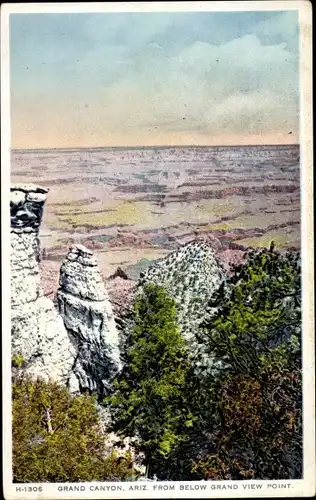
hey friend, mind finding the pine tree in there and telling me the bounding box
[12,374,136,482]
[191,245,302,479]
[107,283,192,478]
[150,246,302,480]
[201,244,301,375]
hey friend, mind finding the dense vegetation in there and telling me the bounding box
[12,244,302,482]
[12,374,136,482]
[109,245,302,480]
[107,283,192,478]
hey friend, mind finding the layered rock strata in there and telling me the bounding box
[10,184,75,383]
[57,244,122,397]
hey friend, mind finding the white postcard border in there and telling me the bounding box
[1,2,314,499]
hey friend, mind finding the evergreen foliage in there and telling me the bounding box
[107,283,192,477]
[194,245,302,480]
[12,375,136,482]
[135,245,302,480]
[200,244,301,376]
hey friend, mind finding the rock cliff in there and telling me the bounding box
[10,184,76,383]
[57,244,122,396]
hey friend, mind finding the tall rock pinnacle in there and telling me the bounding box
[57,244,122,397]
[10,184,76,383]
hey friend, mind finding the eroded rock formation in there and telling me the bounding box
[11,185,122,398]
[10,184,76,383]
[139,240,225,337]
[57,244,122,396]
[138,240,226,370]
[10,184,225,392]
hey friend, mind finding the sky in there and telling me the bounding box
[10,10,300,149]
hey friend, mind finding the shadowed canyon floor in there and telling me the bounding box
[12,144,300,297]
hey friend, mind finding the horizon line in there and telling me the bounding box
[12,143,300,152]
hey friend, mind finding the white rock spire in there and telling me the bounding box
[10,184,76,383]
[57,244,122,396]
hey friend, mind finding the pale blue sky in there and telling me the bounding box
[10,10,299,148]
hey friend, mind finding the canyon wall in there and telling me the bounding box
[11,184,226,391]
[138,240,225,341]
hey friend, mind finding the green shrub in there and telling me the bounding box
[189,245,302,480]
[12,354,25,369]
[12,375,136,482]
